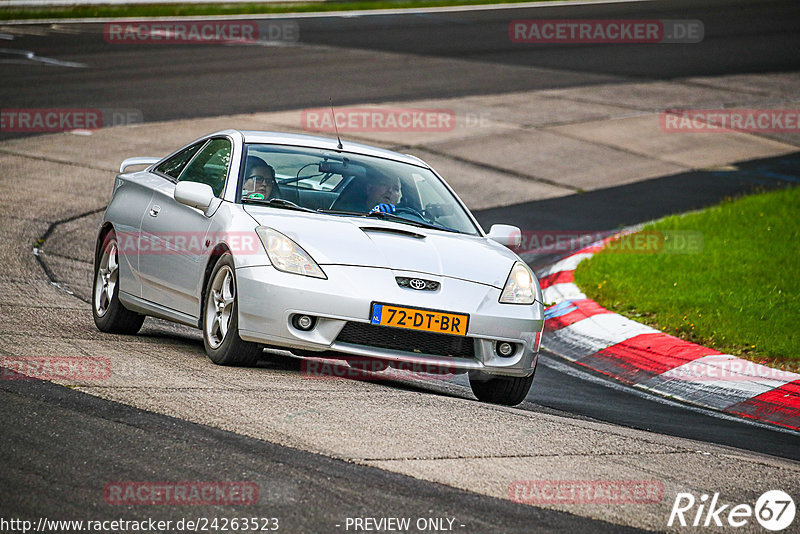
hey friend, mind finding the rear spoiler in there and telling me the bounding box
[119,157,159,173]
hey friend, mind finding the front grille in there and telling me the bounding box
[395,277,440,291]
[336,322,474,359]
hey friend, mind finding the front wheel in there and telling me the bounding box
[469,372,534,406]
[92,230,145,335]
[202,253,262,366]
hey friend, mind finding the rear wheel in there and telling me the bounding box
[202,253,261,366]
[469,372,534,406]
[92,230,145,334]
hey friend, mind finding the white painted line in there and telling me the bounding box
[550,313,659,354]
[639,354,799,411]
[642,375,787,411]
[0,48,87,68]
[660,354,800,385]
[542,282,586,305]
[0,0,661,25]
[540,355,800,436]
[537,251,594,278]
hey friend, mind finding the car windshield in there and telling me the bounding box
[239,144,479,235]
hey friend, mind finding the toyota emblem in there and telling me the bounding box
[409,279,427,290]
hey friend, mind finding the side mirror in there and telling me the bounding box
[488,224,522,248]
[174,181,215,211]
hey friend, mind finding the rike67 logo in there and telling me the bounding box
[669,490,795,531]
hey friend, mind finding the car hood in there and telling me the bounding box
[244,207,518,288]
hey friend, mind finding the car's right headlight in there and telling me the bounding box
[255,226,326,279]
[499,261,536,304]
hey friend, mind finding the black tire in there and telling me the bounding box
[469,372,535,406]
[92,230,145,335]
[202,253,262,366]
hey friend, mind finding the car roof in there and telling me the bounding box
[235,130,429,168]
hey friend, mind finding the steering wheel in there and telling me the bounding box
[394,205,428,222]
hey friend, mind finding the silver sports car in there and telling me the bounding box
[93,130,544,405]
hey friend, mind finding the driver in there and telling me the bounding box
[242,156,278,200]
[365,173,401,214]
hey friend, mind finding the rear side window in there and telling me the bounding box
[177,138,232,198]
[154,140,205,179]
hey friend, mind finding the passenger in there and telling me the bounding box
[242,156,278,200]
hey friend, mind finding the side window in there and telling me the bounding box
[177,138,232,198]
[154,141,205,179]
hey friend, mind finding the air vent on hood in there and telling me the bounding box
[359,226,426,239]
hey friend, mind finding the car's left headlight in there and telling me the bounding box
[255,226,326,279]
[499,261,536,304]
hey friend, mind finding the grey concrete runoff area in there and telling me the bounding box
[1,67,799,532]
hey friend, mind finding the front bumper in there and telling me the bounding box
[236,264,544,377]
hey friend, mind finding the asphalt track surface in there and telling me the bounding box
[0,376,644,533]
[1,0,799,128]
[2,0,800,530]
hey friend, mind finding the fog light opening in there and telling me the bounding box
[496,342,516,357]
[292,314,316,331]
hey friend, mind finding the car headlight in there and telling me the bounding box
[255,227,326,279]
[499,261,536,304]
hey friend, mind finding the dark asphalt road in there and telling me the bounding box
[2,0,799,529]
[0,0,798,129]
[0,374,645,533]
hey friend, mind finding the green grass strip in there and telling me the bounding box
[574,186,800,366]
[0,0,551,21]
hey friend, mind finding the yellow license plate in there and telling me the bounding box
[370,302,469,336]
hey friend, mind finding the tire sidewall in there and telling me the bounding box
[93,231,119,328]
[468,370,535,406]
[202,253,240,363]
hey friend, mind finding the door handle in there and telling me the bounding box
[149,205,161,217]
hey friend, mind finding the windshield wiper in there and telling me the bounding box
[365,211,458,233]
[317,208,460,233]
[317,208,363,215]
[242,197,316,213]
